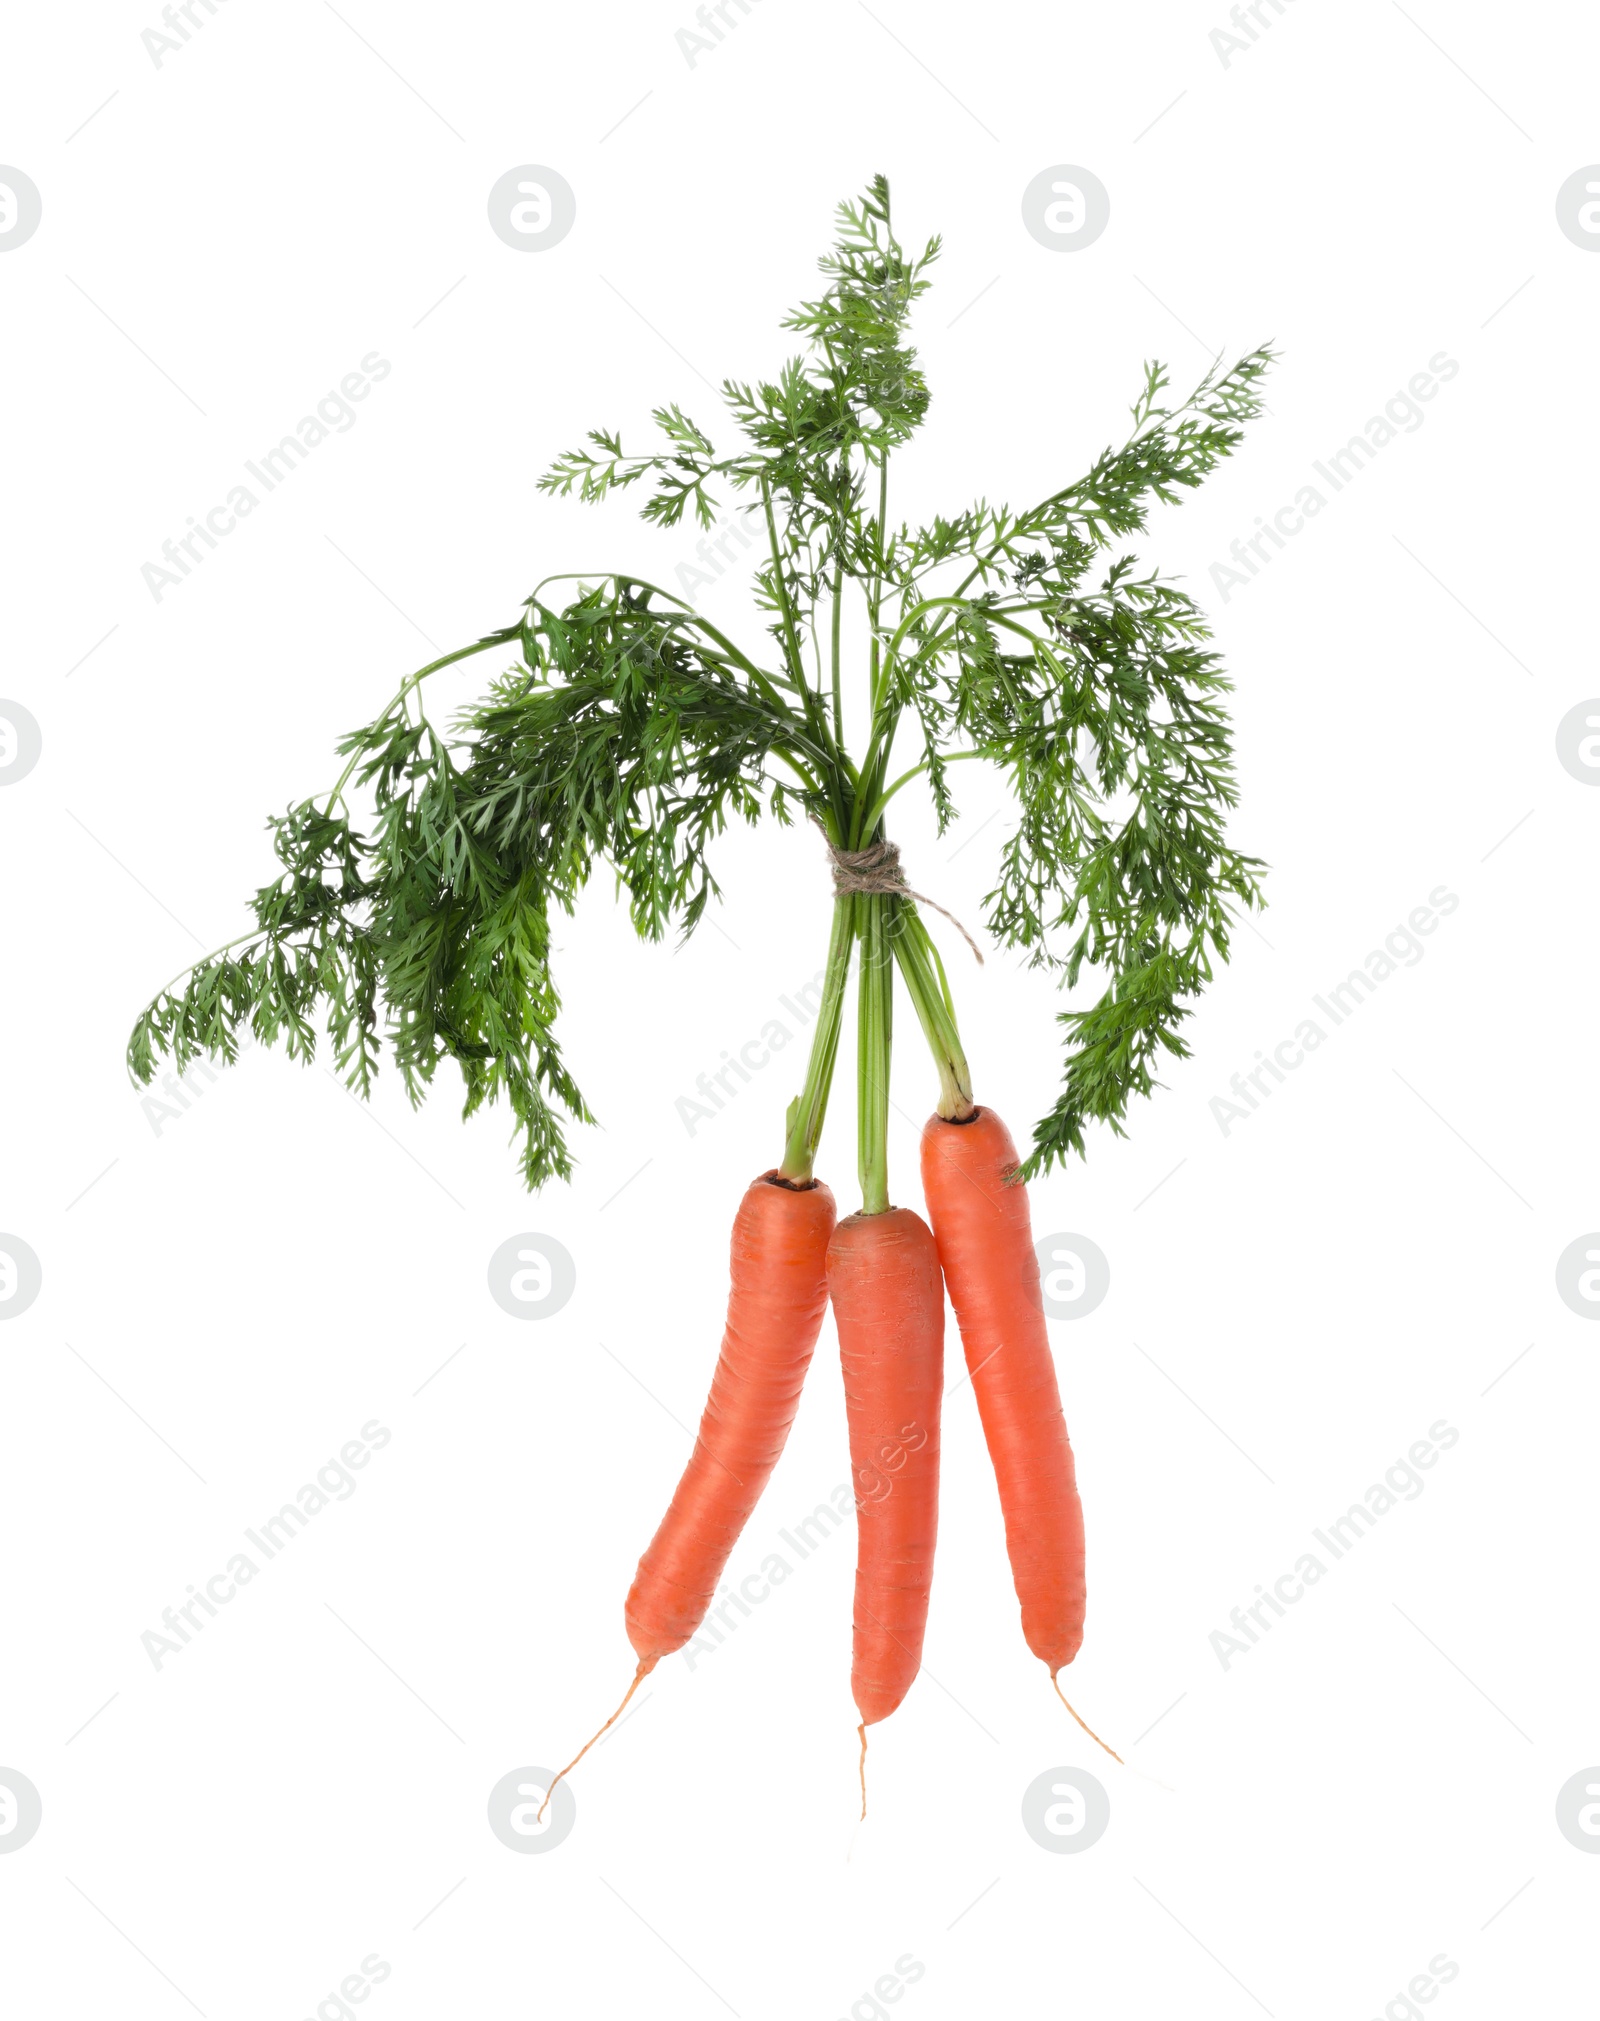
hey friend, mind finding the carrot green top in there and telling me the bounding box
[127,177,1270,1206]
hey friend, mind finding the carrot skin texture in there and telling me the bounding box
[626,1174,836,1668]
[920,1109,1086,1672]
[828,1207,944,1726]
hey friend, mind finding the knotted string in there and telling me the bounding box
[820,831,984,965]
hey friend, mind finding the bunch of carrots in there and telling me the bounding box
[128,180,1268,1810]
[604,1086,1093,1801]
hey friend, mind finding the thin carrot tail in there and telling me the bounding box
[857,1721,869,1822]
[538,1659,653,1821]
[1049,1671,1124,1766]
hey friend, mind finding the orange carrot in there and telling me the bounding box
[827,1206,944,1728]
[541,1172,837,1819]
[625,1171,836,1668]
[920,1108,1086,1677]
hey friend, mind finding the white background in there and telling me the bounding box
[3,1,1598,2015]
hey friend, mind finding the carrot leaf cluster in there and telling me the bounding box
[128,595,812,1186]
[128,177,1270,1186]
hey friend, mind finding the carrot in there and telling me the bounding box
[920,1107,1086,1679]
[626,1170,837,1667]
[828,1206,944,1731]
[541,1170,836,1814]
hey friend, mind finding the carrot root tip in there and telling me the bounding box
[1049,1671,1124,1766]
[857,1721,869,1822]
[537,1659,651,1821]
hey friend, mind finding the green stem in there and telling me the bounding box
[761,479,808,688]
[758,486,853,834]
[141,926,270,1014]
[867,453,889,710]
[857,894,893,1214]
[323,626,520,814]
[531,570,788,694]
[857,749,987,837]
[769,749,827,799]
[778,897,856,1181]
[858,600,1048,805]
[880,593,1045,670]
[830,556,844,748]
[890,906,973,1120]
[849,717,898,849]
